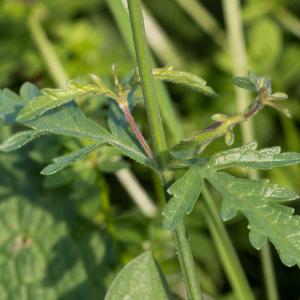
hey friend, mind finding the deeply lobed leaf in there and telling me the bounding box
[163,166,204,230]
[207,172,300,268]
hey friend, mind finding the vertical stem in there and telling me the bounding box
[127,1,203,299]
[202,185,254,300]
[127,0,168,168]
[222,1,279,299]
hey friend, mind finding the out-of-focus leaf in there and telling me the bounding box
[0,196,107,299]
[163,166,203,230]
[20,82,41,102]
[41,143,102,175]
[207,172,300,268]
[249,18,282,72]
[105,251,172,300]
[232,76,257,92]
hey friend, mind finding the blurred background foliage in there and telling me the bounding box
[0,0,299,299]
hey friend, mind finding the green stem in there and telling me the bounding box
[127,0,168,168]
[261,244,279,300]
[127,1,203,299]
[202,185,254,300]
[222,1,279,299]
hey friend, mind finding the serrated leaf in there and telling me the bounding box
[163,166,203,230]
[232,76,257,92]
[152,68,218,97]
[41,143,102,175]
[207,172,300,268]
[105,251,171,300]
[209,141,300,170]
[0,130,46,152]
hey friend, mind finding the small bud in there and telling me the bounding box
[211,113,228,122]
[225,130,234,146]
[270,92,288,101]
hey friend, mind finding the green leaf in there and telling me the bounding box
[20,82,41,102]
[163,166,203,230]
[152,68,218,97]
[0,87,155,170]
[249,18,282,72]
[105,251,172,300]
[16,81,117,123]
[209,141,300,170]
[0,196,109,299]
[0,130,46,152]
[207,172,300,268]
[41,143,102,175]
[232,76,257,92]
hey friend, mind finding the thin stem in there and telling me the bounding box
[127,1,203,299]
[202,185,254,300]
[174,221,203,300]
[222,1,279,299]
[27,6,157,220]
[121,105,154,159]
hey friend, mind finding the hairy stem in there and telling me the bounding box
[121,105,154,159]
[222,1,279,299]
[128,1,203,299]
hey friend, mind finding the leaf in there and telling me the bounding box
[207,172,300,268]
[41,143,103,175]
[0,196,109,299]
[209,141,300,170]
[0,87,155,170]
[20,82,41,102]
[232,76,257,92]
[0,130,46,152]
[249,18,282,72]
[105,251,172,300]
[152,68,218,97]
[107,101,156,170]
[163,166,203,230]
[16,81,117,123]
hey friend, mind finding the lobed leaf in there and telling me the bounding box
[163,166,203,230]
[207,172,300,268]
[41,143,103,175]
[152,68,218,97]
[209,141,300,170]
[105,251,172,300]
